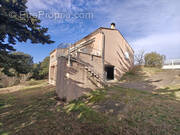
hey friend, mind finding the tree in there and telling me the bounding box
[31,63,41,80]
[1,52,33,76]
[135,50,145,65]
[39,56,50,79]
[11,52,33,75]
[0,0,54,75]
[144,52,165,67]
[32,56,50,80]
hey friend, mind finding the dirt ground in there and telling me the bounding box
[118,68,180,92]
[0,80,47,94]
[0,79,180,135]
[0,69,180,135]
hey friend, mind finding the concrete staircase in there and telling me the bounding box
[69,56,107,88]
[85,66,107,88]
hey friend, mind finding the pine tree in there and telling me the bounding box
[0,0,54,75]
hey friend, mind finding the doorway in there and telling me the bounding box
[105,65,114,80]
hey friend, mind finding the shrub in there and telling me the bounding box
[31,56,50,80]
[144,52,165,68]
[127,65,142,75]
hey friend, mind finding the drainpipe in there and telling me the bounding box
[67,47,71,67]
[101,31,105,82]
[67,43,72,67]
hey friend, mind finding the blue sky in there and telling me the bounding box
[15,0,180,63]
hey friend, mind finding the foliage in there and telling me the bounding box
[64,101,106,123]
[64,90,107,123]
[0,52,33,87]
[32,56,50,80]
[121,65,143,81]
[126,65,142,75]
[31,64,41,80]
[144,52,165,67]
[39,56,50,79]
[0,0,54,75]
[11,52,33,75]
[1,52,33,76]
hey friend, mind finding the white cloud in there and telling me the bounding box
[26,0,48,10]
[26,0,180,59]
[131,33,180,59]
[87,0,180,59]
[26,0,81,11]
[90,0,180,34]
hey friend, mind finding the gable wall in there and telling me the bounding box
[102,29,134,80]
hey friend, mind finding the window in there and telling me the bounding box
[91,55,93,61]
[125,52,129,60]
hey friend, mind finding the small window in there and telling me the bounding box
[70,61,73,66]
[125,52,129,59]
[91,55,93,61]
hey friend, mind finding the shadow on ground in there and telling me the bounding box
[115,67,180,100]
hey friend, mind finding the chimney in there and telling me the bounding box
[111,23,116,29]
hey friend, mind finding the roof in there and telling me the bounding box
[50,48,68,55]
[50,27,134,54]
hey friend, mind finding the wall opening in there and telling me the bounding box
[50,66,55,80]
[105,65,114,80]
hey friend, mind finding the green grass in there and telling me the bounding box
[157,85,180,100]
[107,86,180,134]
[121,66,166,82]
[0,80,180,135]
[142,67,165,74]
[64,100,107,123]
[25,80,46,86]
[63,86,180,134]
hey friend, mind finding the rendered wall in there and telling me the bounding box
[49,50,57,85]
[70,32,104,78]
[49,48,68,85]
[102,29,134,80]
[77,53,103,77]
[56,57,97,101]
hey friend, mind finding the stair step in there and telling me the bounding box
[84,66,106,86]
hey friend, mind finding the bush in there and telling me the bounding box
[31,56,50,80]
[126,65,142,75]
[0,72,31,88]
[144,52,165,68]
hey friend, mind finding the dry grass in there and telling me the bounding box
[156,85,180,100]
[0,80,180,135]
[142,67,165,74]
[0,80,47,94]
[121,66,165,82]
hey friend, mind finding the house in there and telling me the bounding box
[49,23,134,101]
[162,59,180,69]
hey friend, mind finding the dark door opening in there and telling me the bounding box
[105,65,114,80]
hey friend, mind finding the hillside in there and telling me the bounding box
[119,67,180,100]
[0,71,180,135]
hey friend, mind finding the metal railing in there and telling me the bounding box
[78,48,102,56]
[69,38,95,53]
[162,59,180,69]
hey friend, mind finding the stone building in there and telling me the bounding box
[49,23,134,101]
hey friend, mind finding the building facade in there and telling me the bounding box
[49,24,134,101]
[162,59,180,69]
